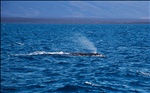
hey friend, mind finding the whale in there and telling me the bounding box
[12,51,105,58]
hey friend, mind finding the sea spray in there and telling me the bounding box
[73,33,97,53]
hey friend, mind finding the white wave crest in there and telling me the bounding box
[12,51,70,56]
[84,81,101,87]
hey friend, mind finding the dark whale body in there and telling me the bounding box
[70,53,105,57]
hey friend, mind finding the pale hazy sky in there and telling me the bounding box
[1,1,150,19]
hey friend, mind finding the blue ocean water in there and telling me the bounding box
[1,24,150,93]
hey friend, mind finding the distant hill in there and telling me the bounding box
[1,17,150,24]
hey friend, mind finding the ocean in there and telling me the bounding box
[1,24,150,93]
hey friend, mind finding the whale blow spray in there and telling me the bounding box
[74,33,97,53]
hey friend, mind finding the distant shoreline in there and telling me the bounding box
[1,17,150,24]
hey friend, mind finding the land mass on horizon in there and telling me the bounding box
[1,17,150,24]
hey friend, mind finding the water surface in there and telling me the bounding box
[1,24,150,93]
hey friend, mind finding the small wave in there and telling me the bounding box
[139,71,150,77]
[16,42,24,46]
[84,81,101,87]
[54,84,87,92]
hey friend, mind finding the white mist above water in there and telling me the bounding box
[74,33,97,53]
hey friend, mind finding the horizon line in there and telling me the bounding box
[1,17,150,24]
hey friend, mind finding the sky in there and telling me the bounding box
[1,1,150,19]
